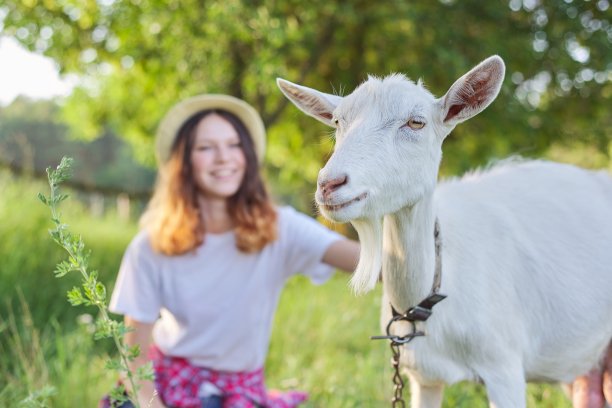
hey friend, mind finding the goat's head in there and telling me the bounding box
[278,56,505,222]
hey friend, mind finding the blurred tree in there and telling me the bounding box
[0,0,610,210]
[0,97,155,197]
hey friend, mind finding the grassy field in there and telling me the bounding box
[0,172,571,407]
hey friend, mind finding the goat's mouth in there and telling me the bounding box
[319,192,368,212]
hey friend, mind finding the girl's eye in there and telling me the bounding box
[407,119,426,130]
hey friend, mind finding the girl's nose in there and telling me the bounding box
[215,146,230,162]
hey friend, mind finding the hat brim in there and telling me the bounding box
[156,94,266,164]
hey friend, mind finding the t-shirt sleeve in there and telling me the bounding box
[109,231,162,323]
[280,206,344,284]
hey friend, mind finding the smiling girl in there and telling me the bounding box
[103,95,359,408]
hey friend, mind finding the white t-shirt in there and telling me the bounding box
[109,206,342,371]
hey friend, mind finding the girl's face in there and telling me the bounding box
[191,113,246,200]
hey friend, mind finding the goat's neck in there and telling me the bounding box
[382,193,436,312]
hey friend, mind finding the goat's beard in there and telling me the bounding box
[349,217,383,294]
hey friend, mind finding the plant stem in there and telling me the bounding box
[40,157,146,408]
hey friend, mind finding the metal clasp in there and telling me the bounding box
[371,314,425,345]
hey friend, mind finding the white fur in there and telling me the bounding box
[277,56,612,408]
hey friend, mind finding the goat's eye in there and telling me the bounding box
[333,118,339,126]
[407,119,426,130]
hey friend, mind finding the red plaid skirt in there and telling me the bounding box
[150,346,307,408]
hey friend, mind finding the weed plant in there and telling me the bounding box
[37,157,152,406]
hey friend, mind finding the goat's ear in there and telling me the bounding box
[438,55,505,126]
[276,78,341,127]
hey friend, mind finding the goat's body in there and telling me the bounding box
[381,160,612,400]
[278,56,612,407]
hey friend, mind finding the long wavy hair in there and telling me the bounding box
[141,109,277,255]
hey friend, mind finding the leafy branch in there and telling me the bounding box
[38,157,152,407]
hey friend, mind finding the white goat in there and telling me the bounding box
[277,56,612,408]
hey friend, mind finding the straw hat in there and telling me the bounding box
[155,94,266,164]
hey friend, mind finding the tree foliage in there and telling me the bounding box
[1,0,610,210]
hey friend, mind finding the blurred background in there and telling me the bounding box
[0,0,610,406]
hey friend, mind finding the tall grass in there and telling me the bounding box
[0,171,132,405]
[0,171,136,330]
[0,172,572,407]
[0,295,115,407]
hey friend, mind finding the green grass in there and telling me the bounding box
[0,172,135,329]
[0,172,572,407]
[267,275,571,407]
[0,296,116,407]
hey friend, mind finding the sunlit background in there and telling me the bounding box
[0,37,76,105]
[0,1,610,406]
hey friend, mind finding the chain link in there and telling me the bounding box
[390,342,406,408]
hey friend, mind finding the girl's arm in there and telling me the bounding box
[124,316,166,408]
[322,239,360,273]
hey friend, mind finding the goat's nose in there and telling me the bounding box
[319,175,348,199]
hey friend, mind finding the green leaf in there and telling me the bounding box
[37,192,48,205]
[117,322,134,337]
[49,230,61,243]
[53,260,73,278]
[66,287,85,306]
[55,193,70,204]
[52,156,74,183]
[109,383,129,403]
[95,282,107,302]
[105,357,124,372]
[136,361,155,381]
[94,319,113,339]
[126,344,141,360]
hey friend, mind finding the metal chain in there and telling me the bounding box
[374,219,446,408]
[390,342,406,408]
[372,318,424,407]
